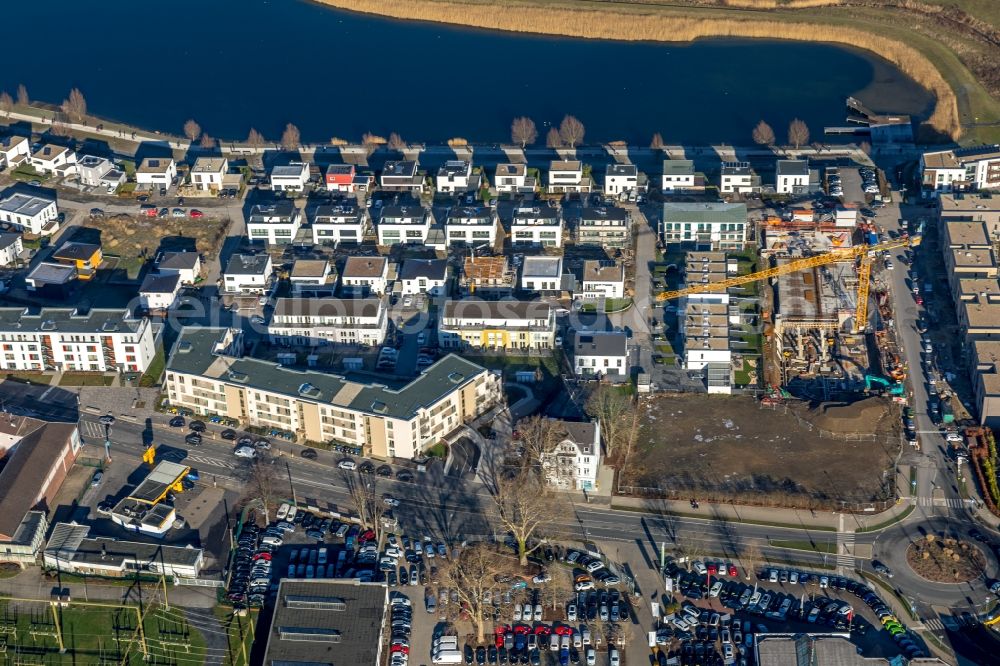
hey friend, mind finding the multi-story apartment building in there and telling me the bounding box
[165,327,502,459]
[0,308,156,373]
[538,419,601,492]
[511,204,563,248]
[920,145,1000,195]
[267,297,387,347]
[438,299,555,351]
[311,200,369,246]
[575,206,630,249]
[445,206,498,247]
[661,202,747,250]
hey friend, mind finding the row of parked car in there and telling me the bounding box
[439,625,620,666]
[227,522,272,607]
[390,594,413,666]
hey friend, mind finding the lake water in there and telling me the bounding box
[1,0,932,145]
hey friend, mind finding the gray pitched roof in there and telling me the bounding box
[399,258,447,281]
[574,331,627,357]
[140,272,181,294]
[157,251,199,271]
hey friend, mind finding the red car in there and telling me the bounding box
[706,562,718,575]
[533,625,551,636]
[359,529,376,543]
[390,645,409,655]
[140,206,157,217]
[554,625,572,636]
[728,563,738,577]
[190,209,204,218]
[252,552,271,561]
[513,625,530,635]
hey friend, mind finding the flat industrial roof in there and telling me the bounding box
[126,461,190,505]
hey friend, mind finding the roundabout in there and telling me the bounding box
[905,536,987,584]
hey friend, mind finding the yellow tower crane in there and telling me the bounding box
[656,236,921,332]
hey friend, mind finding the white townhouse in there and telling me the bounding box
[436,160,481,193]
[538,419,601,491]
[289,259,334,295]
[0,307,156,373]
[76,155,124,190]
[720,161,758,194]
[494,163,535,193]
[920,145,1000,195]
[380,160,424,194]
[139,272,182,312]
[439,299,555,351]
[661,159,697,192]
[135,157,176,189]
[580,261,625,300]
[0,192,59,235]
[341,256,389,296]
[776,159,810,195]
[520,256,564,294]
[0,136,30,169]
[604,163,638,196]
[268,297,387,347]
[311,200,369,246]
[190,156,227,193]
[547,160,591,194]
[247,200,302,245]
[445,206,498,247]
[155,251,201,285]
[511,204,563,248]
[573,331,629,380]
[377,205,431,246]
[0,232,22,267]
[576,205,630,249]
[398,259,448,296]
[30,144,76,176]
[270,162,310,192]
[661,202,748,250]
[222,253,273,294]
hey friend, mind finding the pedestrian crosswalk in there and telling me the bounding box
[80,420,105,438]
[923,618,945,632]
[916,496,970,508]
[835,531,856,567]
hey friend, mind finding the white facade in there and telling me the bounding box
[661,202,748,250]
[604,164,638,196]
[270,162,310,192]
[495,164,530,193]
[438,300,556,351]
[139,273,182,312]
[921,146,1000,194]
[547,161,591,193]
[30,145,76,175]
[341,257,388,296]
[445,207,498,247]
[581,262,625,300]
[521,256,563,293]
[539,419,601,491]
[377,206,430,246]
[0,233,22,266]
[311,203,368,245]
[661,160,696,192]
[573,332,629,379]
[156,251,201,285]
[190,157,227,192]
[776,160,810,195]
[436,160,474,193]
[0,136,30,168]
[268,297,387,347]
[720,162,756,194]
[0,308,156,373]
[0,193,59,235]
[247,202,302,245]
[222,254,273,294]
[511,205,563,248]
[135,158,176,188]
[399,259,448,296]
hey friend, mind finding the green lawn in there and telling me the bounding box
[59,373,115,387]
[733,360,755,386]
[139,348,166,388]
[9,164,47,182]
[605,298,632,313]
[2,372,51,385]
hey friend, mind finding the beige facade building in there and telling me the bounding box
[165,328,502,459]
[438,299,555,351]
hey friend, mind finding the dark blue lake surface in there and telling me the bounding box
[1,0,932,144]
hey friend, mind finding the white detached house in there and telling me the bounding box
[539,418,601,491]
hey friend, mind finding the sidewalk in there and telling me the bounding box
[0,568,218,608]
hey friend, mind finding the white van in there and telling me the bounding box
[286,506,298,522]
[434,636,458,650]
[261,535,283,547]
[276,503,290,521]
[432,649,462,664]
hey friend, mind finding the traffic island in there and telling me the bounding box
[905,535,987,583]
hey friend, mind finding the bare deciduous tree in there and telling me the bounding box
[183,119,201,142]
[511,117,538,149]
[740,540,762,580]
[440,544,517,643]
[559,115,585,148]
[61,88,87,124]
[246,127,265,150]
[200,133,216,149]
[242,453,282,523]
[650,133,665,150]
[514,415,562,471]
[0,92,12,115]
[361,132,385,157]
[787,118,810,149]
[489,469,563,566]
[281,123,301,151]
[546,127,562,149]
[16,84,28,107]
[343,471,388,544]
[752,120,775,147]
[50,122,71,138]
[584,386,635,462]
[388,132,406,152]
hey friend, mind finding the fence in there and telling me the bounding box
[616,483,898,514]
[758,400,881,442]
[175,577,224,588]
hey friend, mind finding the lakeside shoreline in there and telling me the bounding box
[311,0,961,140]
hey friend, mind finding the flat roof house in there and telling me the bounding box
[311,200,369,246]
[247,200,302,245]
[547,160,592,194]
[604,163,638,196]
[720,161,759,194]
[270,161,310,192]
[135,157,176,188]
[30,144,76,176]
[380,160,424,194]
[377,205,431,246]
[445,206,498,247]
[0,191,59,235]
[511,204,563,248]
[45,522,204,579]
[52,241,102,280]
[662,202,748,250]
[268,297,387,347]
[460,256,514,297]
[222,253,273,294]
[495,163,535,193]
[573,331,629,380]
[436,160,481,193]
[439,299,555,351]
[289,259,335,295]
[190,156,228,193]
[580,260,625,300]
[661,159,698,193]
[520,256,564,294]
[921,145,1000,195]
[576,205,630,249]
[399,258,448,296]
[165,327,502,458]
[76,155,124,190]
[325,163,357,192]
[0,135,30,169]
[341,256,389,296]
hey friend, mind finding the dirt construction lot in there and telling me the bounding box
[628,394,900,507]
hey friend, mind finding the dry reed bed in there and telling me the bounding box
[316,0,960,138]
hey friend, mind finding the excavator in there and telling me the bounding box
[864,374,905,396]
[656,235,921,333]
